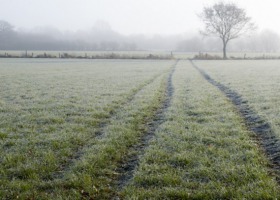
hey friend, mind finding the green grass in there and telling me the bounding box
[0,59,173,199]
[123,60,280,199]
[1,59,280,199]
[53,71,168,199]
[195,60,280,140]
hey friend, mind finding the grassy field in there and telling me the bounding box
[0,58,280,199]
[0,58,172,199]
[123,60,280,199]
[195,60,280,141]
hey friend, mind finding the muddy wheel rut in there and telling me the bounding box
[51,72,167,180]
[190,60,280,182]
[116,60,178,190]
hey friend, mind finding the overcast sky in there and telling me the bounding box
[1,0,280,35]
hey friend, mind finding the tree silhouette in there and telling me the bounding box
[199,2,256,59]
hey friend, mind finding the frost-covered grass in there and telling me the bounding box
[123,60,280,199]
[1,59,280,199]
[195,60,280,140]
[0,58,172,199]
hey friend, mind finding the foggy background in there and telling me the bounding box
[1,0,280,52]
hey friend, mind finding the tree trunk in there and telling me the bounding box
[223,40,227,59]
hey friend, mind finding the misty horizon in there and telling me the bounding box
[1,0,280,35]
[1,0,280,52]
[1,19,280,53]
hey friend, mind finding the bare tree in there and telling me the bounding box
[199,2,256,59]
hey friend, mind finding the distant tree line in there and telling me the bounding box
[0,21,138,51]
[1,20,280,52]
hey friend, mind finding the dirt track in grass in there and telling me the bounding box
[116,60,178,189]
[51,72,166,180]
[191,60,280,182]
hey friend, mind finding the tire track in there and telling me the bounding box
[190,60,280,182]
[51,71,168,180]
[116,60,178,190]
